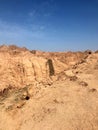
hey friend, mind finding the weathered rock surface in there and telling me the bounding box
[0,45,98,130]
[0,45,89,90]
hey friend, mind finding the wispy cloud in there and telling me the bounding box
[0,19,59,51]
[0,20,46,45]
[28,0,56,20]
[28,10,36,17]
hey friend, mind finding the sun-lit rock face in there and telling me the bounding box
[0,45,93,90]
[0,45,98,130]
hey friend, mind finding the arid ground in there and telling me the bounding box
[0,45,98,130]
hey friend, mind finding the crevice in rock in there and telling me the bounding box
[47,59,55,76]
[25,95,30,100]
[32,63,37,81]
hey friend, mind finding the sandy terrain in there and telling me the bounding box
[0,45,98,130]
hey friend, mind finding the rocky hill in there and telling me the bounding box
[0,45,90,90]
[0,45,98,130]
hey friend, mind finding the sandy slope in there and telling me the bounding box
[0,79,98,130]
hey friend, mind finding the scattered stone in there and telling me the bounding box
[89,88,97,92]
[69,76,78,81]
[79,81,88,87]
[65,70,75,77]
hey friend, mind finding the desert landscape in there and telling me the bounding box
[0,45,98,130]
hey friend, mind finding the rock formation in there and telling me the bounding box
[0,45,98,130]
[0,45,90,90]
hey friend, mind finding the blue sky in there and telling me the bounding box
[0,0,98,51]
